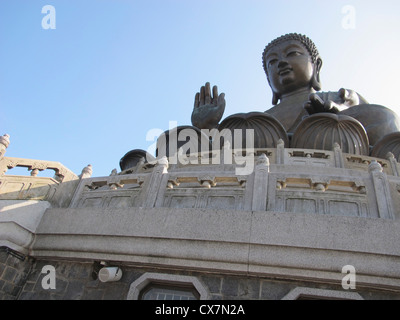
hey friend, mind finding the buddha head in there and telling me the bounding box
[262,33,323,105]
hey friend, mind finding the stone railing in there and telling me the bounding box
[0,133,87,254]
[69,143,400,220]
[0,156,78,181]
[149,140,398,175]
[2,130,398,220]
[0,156,80,207]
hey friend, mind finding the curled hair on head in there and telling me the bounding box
[262,33,321,76]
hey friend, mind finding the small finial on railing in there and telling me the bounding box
[368,160,383,173]
[0,134,10,159]
[256,153,269,166]
[80,164,93,179]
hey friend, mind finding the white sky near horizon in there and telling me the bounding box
[1,0,400,177]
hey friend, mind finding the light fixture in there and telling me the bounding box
[98,267,123,283]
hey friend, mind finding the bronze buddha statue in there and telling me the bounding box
[190,33,400,158]
[120,33,400,171]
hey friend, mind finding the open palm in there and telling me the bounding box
[191,82,225,130]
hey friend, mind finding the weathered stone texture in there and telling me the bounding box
[13,260,400,300]
[0,248,32,300]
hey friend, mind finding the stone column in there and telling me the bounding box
[386,152,399,177]
[369,160,395,220]
[142,157,169,208]
[333,143,344,168]
[251,154,270,211]
[276,139,285,165]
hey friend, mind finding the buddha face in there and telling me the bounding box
[264,40,317,96]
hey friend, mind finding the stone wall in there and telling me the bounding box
[0,247,32,300]
[15,259,400,300]
[30,206,400,293]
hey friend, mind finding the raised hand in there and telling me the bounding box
[191,82,225,129]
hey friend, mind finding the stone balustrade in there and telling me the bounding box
[1,143,399,220]
[0,156,79,207]
[65,144,400,221]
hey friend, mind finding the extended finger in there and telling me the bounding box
[205,82,212,104]
[200,85,205,105]
[194,92,200,108]
[212,85,218,104]
[216,93,226,118]
[217,92,225,106]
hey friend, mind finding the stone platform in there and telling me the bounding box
[1,144,400,299]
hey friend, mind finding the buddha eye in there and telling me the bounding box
[287,51,302,57]
[268,59,278,67]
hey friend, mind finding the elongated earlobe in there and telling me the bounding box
[272,92,280,105]
[311,58,323,91]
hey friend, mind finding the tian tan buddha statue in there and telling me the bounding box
[190,33,400,159]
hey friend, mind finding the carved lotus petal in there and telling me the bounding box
[291,113,369,155]
[371,132,400,161]
[217,112,289,149]
[341,104,400,146]
[155,125,212,158]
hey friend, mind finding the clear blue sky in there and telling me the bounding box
[1,0,400,177]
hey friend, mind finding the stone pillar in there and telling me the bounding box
[142,157,169,208]
[251,154,270,211]
[0,134,10,160]
[333,142,344,168]
[276,139,285,165]
[369,160,395,219]
[386,152,399,177]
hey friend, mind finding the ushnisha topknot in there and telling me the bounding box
[262,33,321,76]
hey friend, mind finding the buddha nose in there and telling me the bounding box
[278,60,289,69]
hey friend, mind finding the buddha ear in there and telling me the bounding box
[311,58,323,91]
[268,77,280,105]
